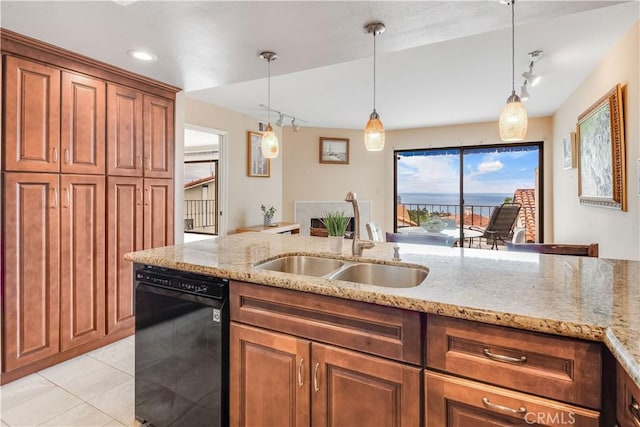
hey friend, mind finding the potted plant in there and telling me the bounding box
[261,204,277,227]
[321,210,351,253]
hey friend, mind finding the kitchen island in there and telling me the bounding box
[126,232,640,424]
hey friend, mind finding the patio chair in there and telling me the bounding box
[385,232,455,247]
[505,242,599,257]
[366,221,384,242]
[470,203,521,250]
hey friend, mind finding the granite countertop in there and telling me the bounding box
[125,233,640,388]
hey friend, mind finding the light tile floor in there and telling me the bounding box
[1,336,137,427]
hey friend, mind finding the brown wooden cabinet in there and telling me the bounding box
[3,172,60,371]
[106,177,143,335]
[617,363,640,427]
[61,72,106,174]
[59,175,105,351]
[3,56,60,173]
[230,322,421,427]
[1,30,177,383]
[425,371,600,427]
[143,95,174,179]
[107,84,143,176]
[143,178,174,249]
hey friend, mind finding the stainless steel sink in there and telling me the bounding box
[255,255,428,288]
[328,263,428,288]
[255,256,345,277]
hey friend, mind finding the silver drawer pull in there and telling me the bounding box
[313,362,320,393]
[482,397,527,415]
[483,348,527,364]
[630,399,640,422]
[297,358,304,388]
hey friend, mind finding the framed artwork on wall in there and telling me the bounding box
[562,132,576,169]
[319,137,349,164]
[577,84,626,211]
[247,131,270,177]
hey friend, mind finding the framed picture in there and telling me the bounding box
[319,137,349,164]
[562,132,576,169]
[247,131,270,177]
[577,84,626,210]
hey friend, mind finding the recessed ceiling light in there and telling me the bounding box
[112,0,139,5]
[127,50,157,62]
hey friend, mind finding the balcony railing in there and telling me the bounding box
[184,199,217,234]
[397,203,498,228]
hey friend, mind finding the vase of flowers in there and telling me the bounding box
[321,211,350,253]
[261,204,276,227]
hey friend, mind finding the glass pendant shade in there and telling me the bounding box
[261,125,279,158]
[364,111,385,151]
[499,92,528,142]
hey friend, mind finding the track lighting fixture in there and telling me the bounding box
[364,22,386,152]
[522,67,541,87]
[258,104,305,131]
[498,0,528,142]
[520,81,530,101]
[259,51,279,159]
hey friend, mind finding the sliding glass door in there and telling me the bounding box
[395,142,542,245]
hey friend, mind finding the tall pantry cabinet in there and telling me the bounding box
[1,29,178,384]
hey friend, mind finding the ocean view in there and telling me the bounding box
[398,193,511,207]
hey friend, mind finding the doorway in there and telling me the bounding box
[183,127,220,242]
[394,142,543,244]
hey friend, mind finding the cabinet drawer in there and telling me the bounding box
[617,363,640,427]
[426,314,601,409]
[425,371,600,427]
[230,281,422,365]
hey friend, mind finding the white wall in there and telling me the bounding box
[282,127,385,227]
[184,97,283,233]
[552,22,639,260]
[282,118,553,240]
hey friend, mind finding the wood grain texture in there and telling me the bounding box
[3,56,60,172]
[425,371,600,427]
[617,363,640,427]
[3,173,60,372]
[107,84,143,177]
[143,95,174,179]
[60,175,105,351]
[230,280,423,365]
[143,178,174,249]
[230,323,311,427]
[426,314,602,409]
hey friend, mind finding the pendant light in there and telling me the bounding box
[499,1,528,142]
[364,22,386,151]
[259,51,279,158]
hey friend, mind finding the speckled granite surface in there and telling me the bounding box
[125,233,640,387]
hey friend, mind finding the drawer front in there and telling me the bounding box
[426,314,602,409]
[425,371,600,427]
[230,281,422,365]
[617,364,640,427]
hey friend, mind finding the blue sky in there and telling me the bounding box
[397,148,538,194]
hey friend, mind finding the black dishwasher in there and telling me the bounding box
[134,264,229,427]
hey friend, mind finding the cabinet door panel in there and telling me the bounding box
[143,95,173,178]
[425,371,600,427]
[61,72,106,174]
[143,178,173,249]
[107,84,143,176]
[3,173,60,371]
[60,175,105,350]
[312,343,421,427]
[107,177,142,335]
[230,323,310,427]
[4,56,60,172]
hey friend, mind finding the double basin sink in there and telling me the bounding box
[254,255,428,288]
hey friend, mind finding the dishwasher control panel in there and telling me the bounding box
[135,265,228,299]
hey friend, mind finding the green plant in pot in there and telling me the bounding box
[261,204,276,226]
[321,211,351,253]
